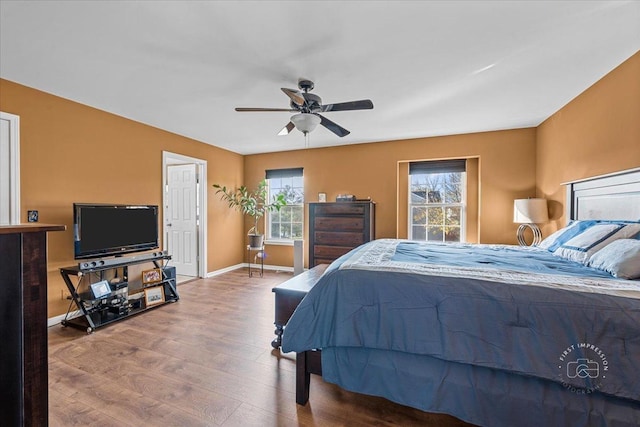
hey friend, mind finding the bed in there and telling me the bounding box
[281,168,640,427]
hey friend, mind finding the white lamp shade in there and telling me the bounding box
[291,113,321,133]
[513,198,548,224]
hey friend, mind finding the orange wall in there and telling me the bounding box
[246,52,640,269]
[0,79,245,318]
[536,51,640,233]
[3,51,636,318]
[245,128,537,267]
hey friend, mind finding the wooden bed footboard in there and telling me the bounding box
[296,350,322,405]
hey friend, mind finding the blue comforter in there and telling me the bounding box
[282,239,640,403]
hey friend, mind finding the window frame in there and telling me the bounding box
[408,166,467,243]
[265,169,304,244]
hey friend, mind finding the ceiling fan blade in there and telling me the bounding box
[235,107,296,112]
[278,121,295,136]
[321,99,374,112]
[318,114,350,137]
[281,88,305,106]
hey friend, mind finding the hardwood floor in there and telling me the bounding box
[48,269,475,426]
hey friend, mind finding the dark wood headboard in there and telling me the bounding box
[564,167,640,223]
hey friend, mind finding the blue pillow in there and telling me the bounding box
[538,221,596,252]
[587,239,640,279]
[538,219,640,251]
[553,223,640,264]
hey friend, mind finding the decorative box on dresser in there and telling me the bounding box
[308,201,375,267]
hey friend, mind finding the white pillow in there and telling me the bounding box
[553,223,640,264]
[587,239,640,279]
[538,221,586,251]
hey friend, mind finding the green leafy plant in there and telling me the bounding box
[213,179,287,236]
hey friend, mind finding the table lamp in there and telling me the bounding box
[513,198,548,246]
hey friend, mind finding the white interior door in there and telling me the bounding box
[166,164,198,277]
[0,112,20,225]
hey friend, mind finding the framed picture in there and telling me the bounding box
[144,286,165,307]
[142,268,162,285]
[27,210,39,222]
[318,192,327,203]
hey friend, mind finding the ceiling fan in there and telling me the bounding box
[235,79,373,138]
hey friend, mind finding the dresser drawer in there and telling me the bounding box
[314,231,364,246]
[314,245,353,259]
[313,203,366,216]
[314,217,364,231]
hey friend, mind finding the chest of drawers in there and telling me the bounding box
[308,201,375,267]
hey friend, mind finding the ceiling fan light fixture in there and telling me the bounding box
[291,113,321,134]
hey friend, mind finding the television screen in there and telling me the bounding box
[74,203,159,259]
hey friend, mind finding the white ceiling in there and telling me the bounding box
[1,1,639,155]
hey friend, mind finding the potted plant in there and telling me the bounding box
[213,179,287,247]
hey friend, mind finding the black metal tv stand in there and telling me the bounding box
[59,252,179,334]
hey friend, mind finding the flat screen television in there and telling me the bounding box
[73,203,159,259]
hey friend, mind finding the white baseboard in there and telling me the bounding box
[206,263,294,277]
[261,263,294,273]
[206,263,245,277]
[48,310,81,327]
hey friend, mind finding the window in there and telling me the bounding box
[266,168,304,241]
[409,160,466,242]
